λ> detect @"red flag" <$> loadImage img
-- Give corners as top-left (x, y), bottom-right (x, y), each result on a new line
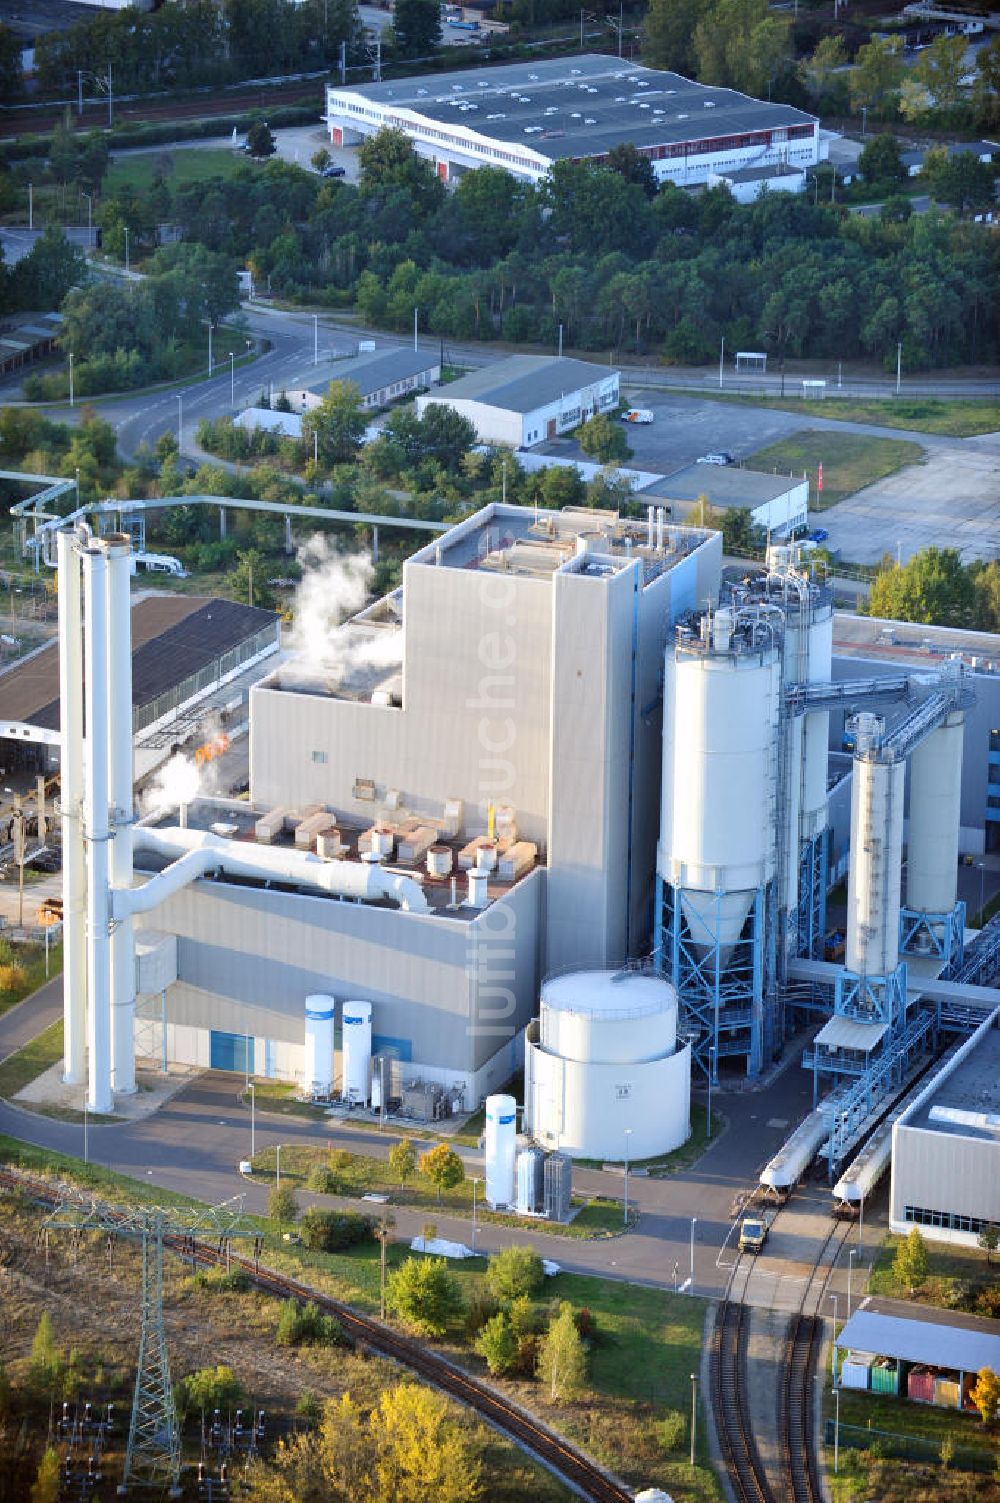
top-left (817, 462), bottom-right (824, 494)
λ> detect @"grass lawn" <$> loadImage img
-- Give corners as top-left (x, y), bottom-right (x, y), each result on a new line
top-left (704, 393), bottom-right (1000, 439)
top-left (747, 429), bottom-right (925, 510)
top-left (251, 1142), bottom-right (634, 1240)
top-left (0, 1018), bottom-right (65, 1099)
top-left (0, 941), bottom-right (61, 1020)
top-left (104, 147), bottom-right (262, 196)
top-left (868, 1232), bottom-right (1000, 1314)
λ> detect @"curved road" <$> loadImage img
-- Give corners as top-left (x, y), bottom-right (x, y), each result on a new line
top-left (0, 974), bottom-right (822, 1297)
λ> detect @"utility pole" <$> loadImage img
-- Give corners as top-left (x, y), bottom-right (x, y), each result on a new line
top-left (78, 69), bottom-right (84, 117)
top-left (314, 313), bottom-right (319, 365)
top-left (413, 306), bottom-right (418, 353)
top-left (895, 341), bottom-right (902, 396)
top-left (69, 352), bottom-right (74, 408)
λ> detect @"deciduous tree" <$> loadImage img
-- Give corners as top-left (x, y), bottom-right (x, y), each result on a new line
top-left (971, 1367), bottom-right (1000, 1425)
top-left (578, 412), bottom-right (630, 465)
top-left (419, 1143), bottom-right (465, 1202)
top-left (537, 1302), bottom-right (587, 1401)
top-left (485, 1245), bottom-right (545, 1303)
top-left (389, 1138), bottom-right (417, 1189)
top-left (892, 1227), bottom-right (929, 1293)
top-left (386, 1256), bottom-right (464, 1337)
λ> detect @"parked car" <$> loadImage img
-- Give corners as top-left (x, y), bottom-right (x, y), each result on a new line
top-left (697, 451), bottom-right (734, 465)
top-left (322, 164), bottom-right (346, 178)
top-left (808, 528), bottom-right (829, 543)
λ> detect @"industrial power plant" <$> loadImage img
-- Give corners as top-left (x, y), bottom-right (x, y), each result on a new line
top-left (53, 502), bottom-right (1000, 1228)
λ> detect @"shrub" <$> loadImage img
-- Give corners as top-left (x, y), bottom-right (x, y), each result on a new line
top-left (275, 1299), bottom-right (345, 1348)
top-left (295, 1389), bottom-right (321, 1425)
top-left (485, 1245), bottom-right (545, 1304)
top-left (386, 1257), bottom-right (464, 1338)
top-left (191, 1268), bottom-right (250, 1294)
top-left (658, 1409), bottom-right (687, 1452)
top-left (299, 1208), bottom-right (375, 1252)
top-left (509, 1295), bottom-right (543, 1338)
top-left (0, 963), bottom-right (28, 991)
top-left (574, 1307), bottom-right (595, 1341)
top-left (175, 1365), bottom-right (244, 1422)
top-left (268, 1183), bottom-right (299, 1225)
top-left (464, 1289), bottom-right (501, 1337)
top-left (474, 1313), bottom-right (519, 1376)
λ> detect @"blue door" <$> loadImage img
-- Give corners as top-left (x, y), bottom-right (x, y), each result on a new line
top-left (210, 1030), bottom-right (254, 1075)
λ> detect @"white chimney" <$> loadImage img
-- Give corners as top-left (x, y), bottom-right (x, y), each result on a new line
top-left (56, 527), bottom-right (87, 1086)
top-left (105, 536), bottom-right (136, 1096)
top-left (82, 544), bottom-right (113, 1114)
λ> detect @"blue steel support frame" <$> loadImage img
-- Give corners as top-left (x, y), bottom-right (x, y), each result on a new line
top-left (898, 901), bottom-right (966, 977)
top-left (797, 828), bottom-right (828, 960)
top-left (658, 878), bottom-right (774, 1081)
top-left (833, 961), bottom-right (908, 1031)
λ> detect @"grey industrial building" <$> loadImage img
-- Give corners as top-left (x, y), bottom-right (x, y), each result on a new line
top-left (890, 1009), bottom-right (1000, 1247)
top-left (414, 355), bottom-right (620, 448)
top-left (644, 462), bottom-right (809, 538)
top-left (137, 503), bottom-right (720, 1099)
top-left (325, 53), bottom-right (822, 187)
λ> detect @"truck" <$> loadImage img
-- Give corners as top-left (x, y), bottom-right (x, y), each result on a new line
top-left (738, 1215), bottom-right (767, 1253)
top-left (621, 408), bottom-right (654, 424)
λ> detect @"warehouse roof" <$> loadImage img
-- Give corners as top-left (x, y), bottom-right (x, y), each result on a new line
top-left (904, 1015), bottom-right (1000, 1140)
top-left (306, 348), bottom-right (439, 402)
top-left (0, 595), bottom-right (277, 734)
top-left (645, 463), bottom-right (804, 508)
top-left (831, 614), bottom-right (1000, 674)
top-left (329, 54), bottom-right (817, 167)
top-left (424, 355), bottom-right (617, 415)
top-left (835, 1300), bottom-right (1000, 1376)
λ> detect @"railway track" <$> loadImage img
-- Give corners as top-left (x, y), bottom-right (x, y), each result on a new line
top-left (780, 1215), bottom-right (853, 1503)
top-left (0, 1168), bottom-right (632, 1503)
top-left (711, 1242), bottom-right (774, 1503)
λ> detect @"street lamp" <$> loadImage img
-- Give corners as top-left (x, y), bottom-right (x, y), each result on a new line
top-left (229, 351), bottom-right (235, 412)
top-left (275, 1143), bottom-right (283, 1188)
top-left (175, 393), bottom-right (183, 451)
top-left (895, 340), bottom-right (902, 397)
top-left (707, 1045), bottom-right (716, 1138)
top-left (829, 1293), bottom-right (839, 1382)
top-left (689, 1372), bottom-right (698, 1466)
top-left (313, 313), bottom-right (319, 366)
top-left (690, 1216), bottom-right (697, 1289)
top-left (623, 1128), bottom-right (632, 1226)
top-left (977, 861), bottom-right (986, 923)
top-left (82, 192), bottom-right (92, 234)
top-left (206, 320), bottom-right (213, 376)
top-left (834, 1382), bottom-right (841, 1473)
top-left (124, 224), bottom-right (129, 275)
top-left (848, 1246), bottom-right (857, 1318)
top-left (472, 1175), bottom-right (481, 1251)
top-left (248, 1081), bottom-right (256, 1161)
top-left (68, 352), bottom-right (74, 408)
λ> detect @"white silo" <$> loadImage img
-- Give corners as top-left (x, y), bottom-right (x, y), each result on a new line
top-left (484, 1093), bottom-right (517, 1207)
top-left (846, 716), bottom-right (905, 979)
top-left (525, 971), bottom-right (690, 1160)
top-left (304, 994), bottom-right (335, 1096)
top-left (661, 611), bottom-right (780, 966)
top-left (906, 711), bottom-right (964, 919)
top-left (341, 1000), bottom-right (372, 1104)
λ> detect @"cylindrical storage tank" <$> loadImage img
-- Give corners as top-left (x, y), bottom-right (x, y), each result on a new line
top-left (484, 1094), bottom-right (517, 1207)
top-left (341, 1000), bottom-right (372, 1104)
top-left (466, 870), bottom-right (488, 907)
top-left (906, 711), bottom-right (964, 916)
top-left (525, 972), bottom-right (690, 1161)
top-left (304, 994), bottom-right (335, 1096)
top-left (663, 633), bottom-right (780, 962)
top-left (515, 1147), bottom-right (545, 1214)
top-left (846, 747), bottom-right (905, 978)
top-left (475, 841), bottom-right (498, 873)
top-left (427, 845), bottom-right (453, 878)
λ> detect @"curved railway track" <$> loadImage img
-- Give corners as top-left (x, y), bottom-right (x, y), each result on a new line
top-left (711, 1283), bottom-right (772, 1503)
top-left (0, 1168), bottom-right (632, 1503)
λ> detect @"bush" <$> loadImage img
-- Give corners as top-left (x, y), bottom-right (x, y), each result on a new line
top-left (275, 1299), bottom-right (345, 1348)
top-left (268, 1183), bottom-right (299, 1225)
top-left (574, 1307), bottom-right (595, 1341)
top-left (509, 1295), bottom-right (544, 1338)
top-left (386, 1257), bottom-right (464, 1338)
top-left (190, 1268), bottom-right (251, 1294)
top-left (175, 1365), bottom-right (244, 1422)
top-left (0, 963), bottom-right (28, 991)
top-left (658, 1409), bottom-right (687, 1452)
top-left (485, 1245), bottom-right (545, 1304)
top-left (295, 1389), bottom-right (321, 1425)
top-left (299, 1208), bottom-right (375, 1252)
top-left (464, 1289), bottom-right (501, 1337)
top-left (474, 1312), bottom-right (519, 1376)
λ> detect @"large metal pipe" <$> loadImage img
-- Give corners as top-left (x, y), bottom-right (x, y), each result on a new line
top-left (114, 824), bottom-right (432, 921)
top-left (83, 546), bottom-right (113, 1114)
top-left (57, 527), bottom-right (87, 1084)
top-left (906, 710), bottom-right (964, 917)
top-left (105, 536), bottom-right (136, 1095)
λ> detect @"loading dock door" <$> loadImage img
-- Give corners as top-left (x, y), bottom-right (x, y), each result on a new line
top-left (210, 1030), bottom-right (254, 1075)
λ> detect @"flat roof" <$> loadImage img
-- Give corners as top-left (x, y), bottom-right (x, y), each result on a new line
top-left (832, 614), bottom-right (1000, 674)
top-left (644, 463), bottom-right (804, 508)
top-left (426, 355), bottom-right (617, 415)
top-left (0, 595), bottom-right (277, 734)
top-left (306, 347), bottom-right (439, 400)
top-left (836, 1300), bottom-right (1000, 1376)
top-left (720, 163), bottom-right (805, 183)
top-left (329, 53), bottom-right (817, 166)
top-left (904, 1014), bottom-right (1000, 1140)
top-left (815, 1017), bottom-right (887, 1052)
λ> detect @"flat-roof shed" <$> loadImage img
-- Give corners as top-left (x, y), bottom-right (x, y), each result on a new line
top-left (643, 463), bottom-right (808, 538)
top-left (285, 348), bottom-right (441, 414)
top-left (835, 1300), bottom-right (1000, 1390)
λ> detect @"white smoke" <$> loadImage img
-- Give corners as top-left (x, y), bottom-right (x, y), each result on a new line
top-left (142, 752), bottom-right (201, 816)
top-left (283, 535), bottom-right (403, 688)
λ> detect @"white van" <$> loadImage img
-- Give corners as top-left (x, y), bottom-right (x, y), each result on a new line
top-left (621, 409), bottom-right (654, 424)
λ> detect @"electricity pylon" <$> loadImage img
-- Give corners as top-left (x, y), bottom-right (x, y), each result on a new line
top-left (42, 1191), bottom-right (257, 1495)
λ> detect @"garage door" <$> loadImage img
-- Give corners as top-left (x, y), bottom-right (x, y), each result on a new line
top-left (210, 1030), bottom-right (254, 1074)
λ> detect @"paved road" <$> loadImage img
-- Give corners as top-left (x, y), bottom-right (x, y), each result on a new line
top-left (0, 985), bottom-right (833, 1301)
top-left (0, 976), bottom-right (62, 1064)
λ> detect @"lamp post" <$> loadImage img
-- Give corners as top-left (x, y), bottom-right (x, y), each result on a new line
top-left (124, 225), bottom-right (129, 276)
top-left (895, 340), bottom-right (902, 396)
top-left (68, 352), bottom-right (74, 408)
top-left (313, 313), bottom-right (319, 366)
top-left (859, 1192), bottom-right (864, 1255)
top-left (834, 1383), bottom-right (841, 1473)
top-left (83, 1097), bottom-right (89, 1164)
top-left (472, 1175), bottom-right (481, 1251)
top-left (707, 1045), bottom-right (716, 1138)
top-left (689, 1372), bottom-right (699, 1466)
top-left (206, 320), bottom-right (213, 376)
top-left (623, 1128), bottom-right (632, 1226)
top-left (229, 351), bottom-right (235, 412)
top-left (248, 1081), bottom-right (256, 1161)
top-left (82, 192), bottom-right (92, 234)
top-left (848, 1246), bottom-right (857, 1318)
top-left (690, 1216), bottom-right (697, 1289)
top-left (176, 393), bottom-right (183, 452)
top-left (829, 1293), bottom-right (839, 1382)
top-left (718, 335), bottom-right (724, 391)
top-left (275, 1143), bottom-right (283, 1188)
top-left (28, 182), bottom-right (33, 231)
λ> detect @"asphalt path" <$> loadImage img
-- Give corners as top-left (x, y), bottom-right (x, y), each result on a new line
top-left (0, 974), bottom-right (822, 1299)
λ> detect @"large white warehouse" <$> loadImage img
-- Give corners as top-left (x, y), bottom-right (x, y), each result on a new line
top-left (326, 53), bottom-right (822, 187)
top-left (415, 355), bottom-right (620, 449)
top-left (525, 970), bottom-right (691, 1160)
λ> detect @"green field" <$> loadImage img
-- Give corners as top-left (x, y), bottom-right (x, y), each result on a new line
top-left (104, 146), bottom-right (263, 195)
top-left (747, 430), bottom-right (925, 510)
top-left (0, 940), bottom-right (61, 1020)
top-left (689, 392), bottom-right (1000, 438)
top-left (868, 1232), bottom-right (999, 1312)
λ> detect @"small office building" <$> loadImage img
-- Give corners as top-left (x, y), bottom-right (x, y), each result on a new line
top-left (285, 348), bottom-right (441, 414)
top-left (415, 355), bottom-right (620, 449)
